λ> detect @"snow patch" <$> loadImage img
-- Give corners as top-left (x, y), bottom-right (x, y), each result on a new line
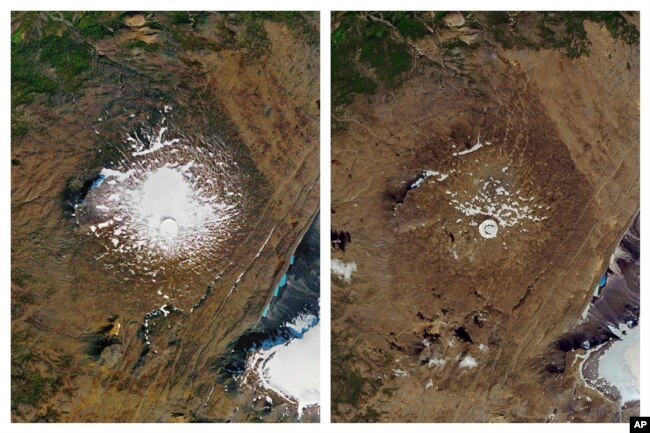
top-left (248, 324), bottom-right (320, 415)
top-left (452, 177), bottom-right (548, 230)
top-left (427, 358), bottom-right (447, 368)
top-left (410, 170), bottom-right (448, 189)
top-left (459, 356), bottom-right (478, 369)
top-left (130, 126), bottom-right (181, 157)
top-left (453, 136), bottom-right (491, 157)
top-left (286, 313), bottom-right (319, 336)
top-left (331, 259), bottom-right (357, 282)
top-left (597, 326), bottom-right (639, 403)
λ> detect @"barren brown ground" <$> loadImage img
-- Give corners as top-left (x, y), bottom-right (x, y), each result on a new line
top-left (332, 17), bottom-right (639, 422)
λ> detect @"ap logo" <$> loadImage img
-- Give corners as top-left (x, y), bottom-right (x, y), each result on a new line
top-left (631, 417), bottom-right (650, 432)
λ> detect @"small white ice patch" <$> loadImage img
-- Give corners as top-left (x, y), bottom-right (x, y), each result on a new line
top-left (427, 358), bottom-right (447, 368)
top-left (97, 220), bottom-right (113, 229)
top-left (130, 126), bottom-right (180, 157)
top-left (331, 259), bottom-right (357, 282)
top-left (459, 356), bottom-right (478, 369)
top-left (453, 136), bottom-right (490, 157)
top-left (410, 170), bottom-right (448, 189)
top-left (286, 313), bottom-right (318, 335)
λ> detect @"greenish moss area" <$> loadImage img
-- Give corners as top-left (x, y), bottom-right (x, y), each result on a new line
top-left (331, 337), bottom-right (383, 420)
top-left (540, 12), bottom-right (638, 58)
top-left (332, 11), bottom-right (638, 110)
top-left (11, 43), bottom-right (57, 108)
top-left (383, 12), bottom-right (428, 40)
top-left (11, 332), bottom-right (63, 420)
top-left (75, 12), bottom-right (123, 40)
top-left (12, 13), bottom-right (94, 109)
top-left (168, 11), bottom-right (195, 25)
top-left (333, 13), bottom-right (424, 107)
top-left (11, 268), bottom-right (32, 288)
top-left (237, 13), bottom-right (270, 55)
top-left (12, 118), bottom-right (30, 138)
top-left (40, 33), bottom-right (93, 89)
top-left (359, 25), bottom-right (412, 88)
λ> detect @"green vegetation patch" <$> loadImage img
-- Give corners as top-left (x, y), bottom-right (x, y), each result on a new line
top-left (359, 22), bottom-right (412, 88)
top-left (589, 12), bottom-right (639, 44)
top-left (11, 41), bottom-right (57, 107)
top-left (384, 12), bottom-right (428, 40)
top-left (39, 32), bottom-right (93, 90)
top-left (332, 13), bottom-right (416, 107)
top-left (11, 332), bottom-right (63, 417)
top-left (12, 14), bottom-right (94, 108)
top-left (12, 119), bottom-right (29, 137)
top-left (166, 12), bottom-right (315, 54)
top-left (11, 268), bottom-right (32, 288)
top-left (331, 337), bottom-right (383, 419)
top-left (168, 11), bottom-right (194, 25)
top-left (164, 11), bottom-right (211, 51)
top-left (75, 12), bottom-right (123, 40)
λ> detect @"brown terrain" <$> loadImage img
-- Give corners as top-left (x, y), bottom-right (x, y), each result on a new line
top-left (11, 12), bottom-right (319, 422)
top-left (331, 13), bottom-right (639, 422)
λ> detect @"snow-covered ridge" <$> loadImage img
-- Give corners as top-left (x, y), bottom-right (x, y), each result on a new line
top-left (130, 125), bottom-right (181, 157)
top-left (452, 136), bottom-right (491, 157)
top-left (410, 170), bottom-right (448, 189)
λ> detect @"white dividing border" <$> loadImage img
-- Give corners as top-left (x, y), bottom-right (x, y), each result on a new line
top-left (320, 9), bottom-right (332, 426)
